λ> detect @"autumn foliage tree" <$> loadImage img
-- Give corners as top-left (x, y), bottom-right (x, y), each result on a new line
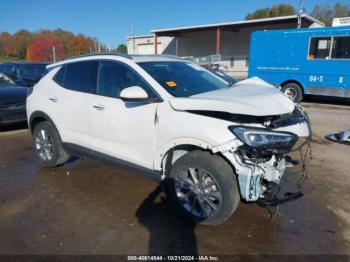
top-left (0, 29), bottom-right (102, 61)
top-left (26, 38), bottom-right (65, 62)
top-left (68, 34), bottom-right (95, 56)
top-left (11, 30), bottom-right (33, 59)
top-left (0, 32), bottom-right (14, 56)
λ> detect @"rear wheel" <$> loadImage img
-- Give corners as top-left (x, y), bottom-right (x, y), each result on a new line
top-left (281, 83), bottom-right (303, 102)
top-left (167, 150), bottom-right (240, 225)
top-left (32, 121), bottom-right (69, 167)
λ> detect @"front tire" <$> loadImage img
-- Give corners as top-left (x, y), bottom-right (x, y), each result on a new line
top-left (281, 83), bottom-right (303, 102)
top-left (32, 121), bottom-right (69, 167)
top-left (167, 150), bottom-right (240, 225)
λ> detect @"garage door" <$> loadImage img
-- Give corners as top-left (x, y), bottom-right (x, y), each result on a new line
top-left (138, 44), bottom-right (154, 55)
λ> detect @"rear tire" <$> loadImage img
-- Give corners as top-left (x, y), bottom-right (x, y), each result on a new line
top-left (281, 83), bottom-right (303, 102)
top-left (32, 121), bottom-right (69, 167)
top-left (167, 150), bottom-right (240, 225)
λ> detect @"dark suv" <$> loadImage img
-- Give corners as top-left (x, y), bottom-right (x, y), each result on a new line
top-left (0, 62), bottom-right (48, 87)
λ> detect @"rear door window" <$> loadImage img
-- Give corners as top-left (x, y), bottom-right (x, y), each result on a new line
top-left (308, 37), bottom-right (332, 59)
top-left (64, 61), bottom-right (98, 93)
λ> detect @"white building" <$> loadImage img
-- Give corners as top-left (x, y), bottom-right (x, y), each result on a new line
top-left (126, 35), bottom-right (173, 55)
top-left (127, 14), bottom-right (324, 79)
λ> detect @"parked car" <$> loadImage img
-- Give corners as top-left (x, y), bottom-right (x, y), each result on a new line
top-left (0, 62), bottom-right (48, 87)
top-left (0, 73), bottom-right (27, 126)
top-left (27, 54), bottom-right (311, 225)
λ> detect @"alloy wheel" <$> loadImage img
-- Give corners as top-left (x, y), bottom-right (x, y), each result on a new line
top-left (34, 129), bottom-right (54, 161)
top-left (175, 166), bottom-right (222, 219)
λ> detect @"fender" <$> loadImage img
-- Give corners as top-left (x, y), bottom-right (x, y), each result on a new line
top-left (28, 111), bottom-right (59, 133)
top-left (153, 137), bottom-right (214, 171)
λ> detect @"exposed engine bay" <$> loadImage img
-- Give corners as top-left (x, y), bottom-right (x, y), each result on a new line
top-left (210, 105), bottom-right (312, 205)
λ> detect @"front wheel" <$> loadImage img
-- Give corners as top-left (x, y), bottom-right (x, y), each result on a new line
top-left (281, 83), bottom-right (303, 102)
top-left (167, 150), bottom-right (240, 225)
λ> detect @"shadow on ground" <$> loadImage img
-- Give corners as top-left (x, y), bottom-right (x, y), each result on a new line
top-left (0, 122), bottom-right (28, 132)
top-left (303, 95), bottom-right (350, 106)
top-left (136, 183), bottom-right (198, 256)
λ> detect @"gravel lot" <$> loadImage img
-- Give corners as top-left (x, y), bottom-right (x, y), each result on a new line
top-left (0, 97), bottom-right (349, 256)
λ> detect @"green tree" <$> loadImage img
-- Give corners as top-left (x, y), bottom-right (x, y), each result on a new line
top-left (311, 2), bottom-right (350, 26)
top-left (335, 2), bottom-right (350, 17)
top-left (245, 4), bottom-right (295, 20)
top-left (271, 4), bottom-right (295, 17)
top-left (116, 44), bottom-right (127, 53)
top-left (11, 30), bottom-right (33, 59)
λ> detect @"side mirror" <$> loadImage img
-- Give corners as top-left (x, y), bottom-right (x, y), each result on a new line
top-left (119, 86), bottom-right (149, 102)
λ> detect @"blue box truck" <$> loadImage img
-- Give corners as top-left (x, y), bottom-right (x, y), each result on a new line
top-left (248, 26), bottom-right (350, 102)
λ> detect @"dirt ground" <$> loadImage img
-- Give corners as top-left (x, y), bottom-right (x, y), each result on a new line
top-left (0, 97), bottom-right (349, 256)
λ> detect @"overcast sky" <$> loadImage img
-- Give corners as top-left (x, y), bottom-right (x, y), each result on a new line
top-left (0, 0), bottom-right (342, 47)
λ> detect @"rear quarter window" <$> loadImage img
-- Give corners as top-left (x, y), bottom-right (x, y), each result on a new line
top-left (53, 66), bottom-right (65, 86)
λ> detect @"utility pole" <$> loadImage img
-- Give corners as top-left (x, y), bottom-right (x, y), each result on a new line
top-left (52, 45), bottom-right (56, 63)
top-left (297, 0), bottom-right (304, 28)
top-left (175, 38), bottom-right (178, 56)
top-left (131, 24), bottom-right (135, 54)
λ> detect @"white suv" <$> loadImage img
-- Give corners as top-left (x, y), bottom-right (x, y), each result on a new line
top-left (27, 54), bottom-right (311, 225)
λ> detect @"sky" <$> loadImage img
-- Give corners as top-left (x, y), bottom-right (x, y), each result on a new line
top-left (0, 0), bottom-right (344, 47)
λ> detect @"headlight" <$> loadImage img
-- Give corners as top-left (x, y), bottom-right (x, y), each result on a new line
top-left (229, 126), bottom-right (298, 153)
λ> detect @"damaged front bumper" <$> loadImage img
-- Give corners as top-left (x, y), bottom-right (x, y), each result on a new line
top-left (213, 115), bottom-right (311, 203)
top-left (223, 151), bottom-right (288, 201)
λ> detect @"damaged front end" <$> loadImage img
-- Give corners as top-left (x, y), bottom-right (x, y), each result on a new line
top-left (212, 106), bottom-right (311, 205)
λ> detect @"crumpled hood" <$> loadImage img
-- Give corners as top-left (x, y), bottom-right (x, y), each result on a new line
top-left (169, 78), bottom-right (295, 116)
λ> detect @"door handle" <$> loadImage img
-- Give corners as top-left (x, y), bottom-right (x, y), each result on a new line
top-left (93, 105), bottom-right (105, 111)
top-left (49, 97), bottom-right (58, 102)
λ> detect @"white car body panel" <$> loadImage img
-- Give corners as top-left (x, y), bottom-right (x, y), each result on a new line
top-left (27, 68), bottom-right (63, 131)
top-left (170, 83), bottom-right (295, 116)
top-left (89, 94), bottom-right (158, 169)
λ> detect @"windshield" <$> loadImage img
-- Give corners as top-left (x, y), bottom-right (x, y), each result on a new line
top-left (138, 61), bottom-right (230, 97)
top-left (211, 70), bottom-right (237, 86)
top-left (19, 64), bottom-right (46, 79)
top-left (0, 73), bottom-right (16, 87)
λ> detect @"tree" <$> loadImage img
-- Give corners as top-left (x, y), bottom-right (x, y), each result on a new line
top-left (0, 32), bottom-right (13, 57)
top-left (35, 29), bottom-right (74, 54)
top-left (26, 38), bottom-right (65, 62)
top-left (311, 2), bottom-right (350, 26)
top-left (11, 30), bottom-right (33, 59)
top-left (68, 34), bottom-right (95, 56)
top-left (335, 2), bottom-right (350, 17)
top-left (116, 44), bottom-right (127, 53)
top-left (245, 4), bottom-right (295, 20)
top-left (0, 29), bottom-right (102, 60)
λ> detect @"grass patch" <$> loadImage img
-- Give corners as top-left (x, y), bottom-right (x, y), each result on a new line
top-left (0, 56), bottom-right (23, 62)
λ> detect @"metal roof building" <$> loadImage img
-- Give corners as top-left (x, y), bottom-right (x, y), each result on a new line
top-left (127, 14), bottom-right (324, 79)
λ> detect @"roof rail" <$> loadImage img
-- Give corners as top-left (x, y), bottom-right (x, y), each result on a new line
top-left (65, 52), bottom-right (132, 60)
